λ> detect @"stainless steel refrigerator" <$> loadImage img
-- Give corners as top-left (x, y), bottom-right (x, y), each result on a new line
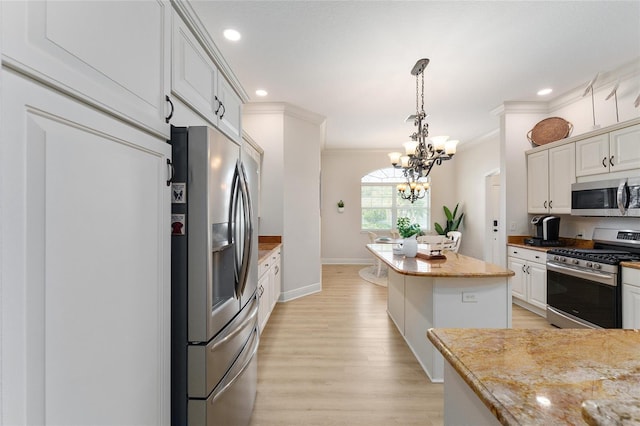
top-left (170, 126), bottom-right (259, 426)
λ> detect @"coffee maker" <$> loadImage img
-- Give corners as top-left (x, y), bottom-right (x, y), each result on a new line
top-left (524, 216), bottom-right (561, 246)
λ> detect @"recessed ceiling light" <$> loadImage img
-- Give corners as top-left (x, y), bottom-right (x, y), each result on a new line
top-left (255, 89), bottom-right (268, 97)
top-left (223, 29), bottom-right (241, 41)
top-left (537, 88), bottom-right (553, 96)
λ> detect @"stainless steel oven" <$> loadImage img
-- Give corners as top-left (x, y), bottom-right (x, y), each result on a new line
top-left (546, 228), bottom-right (640, 329)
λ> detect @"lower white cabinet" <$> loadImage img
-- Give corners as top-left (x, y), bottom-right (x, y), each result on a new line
top-left (1, 70), bottom-right (171, 425)
top-left (258, 246), bottom-right (282, 333)
top-left (623, 267), bottom-right (640, 329)
top-left (508, 246), bottom-right (547, 315)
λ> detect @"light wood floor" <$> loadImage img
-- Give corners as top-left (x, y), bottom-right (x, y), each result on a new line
top-left (249, 264), bottom-right (553, 426)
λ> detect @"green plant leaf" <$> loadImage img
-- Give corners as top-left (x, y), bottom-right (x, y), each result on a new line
top-left (434, 222), bottom-right (445, 235)
top-left (444, 206), bottom-right (453, 221)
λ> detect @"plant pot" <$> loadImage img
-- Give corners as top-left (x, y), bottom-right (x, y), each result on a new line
top-left (402, 235), bottom-right (418, 257)
top-left (337, 207), bottom-right (344, 213)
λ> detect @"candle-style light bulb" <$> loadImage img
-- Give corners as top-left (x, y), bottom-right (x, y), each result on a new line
top-left (388, 152), bottom-right (402, 166)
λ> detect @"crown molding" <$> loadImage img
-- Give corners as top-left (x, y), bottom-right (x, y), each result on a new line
top-left (243, 102), bottom-right (326, 126)
top-left (171, 0), bottom-right (250, 102)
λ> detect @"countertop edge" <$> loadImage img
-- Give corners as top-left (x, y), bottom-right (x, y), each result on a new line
top-left (427, 329), bottom-right (520, 426)
top-left (367, 245), bottom-right (515, 278)
top-left (622, 261), bottom-right (640, 270)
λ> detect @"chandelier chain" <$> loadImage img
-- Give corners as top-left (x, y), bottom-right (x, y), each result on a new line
top-left (387, 58), bottom-right (457, 203)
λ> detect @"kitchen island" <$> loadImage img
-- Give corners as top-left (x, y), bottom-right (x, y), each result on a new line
top-left (367, 244), bottom-right (514, 382)
top-left (427, 328), bottom-right (640, 425)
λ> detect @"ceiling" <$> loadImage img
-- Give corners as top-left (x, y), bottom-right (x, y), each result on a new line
top-left (191, 1), bottom-right (640, 151)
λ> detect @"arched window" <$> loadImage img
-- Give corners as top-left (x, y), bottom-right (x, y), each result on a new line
top-left (361, 167), bottom-right (430, 232)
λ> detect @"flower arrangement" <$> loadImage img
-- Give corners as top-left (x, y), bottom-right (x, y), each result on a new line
top-left (397, 217), bottom-right (421, 238)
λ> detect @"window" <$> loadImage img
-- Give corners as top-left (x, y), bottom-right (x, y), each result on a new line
top-left (361, 168), bottom-right (430, 231)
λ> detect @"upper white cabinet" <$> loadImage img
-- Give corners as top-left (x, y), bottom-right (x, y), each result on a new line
top-left (576, 124), bottom-right (640, 177)
top-left (527, 143), bottom-right (575, 214)
top-left (1, 69), bottom-right (171, 425)
top-left (171, 10), bottom-right (242, 143)
top-left (2, 0), bottom-right (172, 138)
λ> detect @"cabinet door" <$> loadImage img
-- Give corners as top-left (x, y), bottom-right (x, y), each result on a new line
top-left (171, 10), bottom-right (219, 124)
top-left (548, 144), bottom-right (575, 214)
top-left (271, 252), bottom-right (282, 308)
top-left (527, 150), bottom-right (549, 213)
top-left (527, 263), bottom-right (547, 310)
top-left (508, 257), bottom-right (527, 300)
top-left (575, 134), bottom-right (610, 176)
top-left (2, 0), bottom-right (171, 138)
top-left (217, 76), bottom-right (243, 143)
top-left (258, 273), bottom-right (270, 333)
top-left (1, 70), bottom-right (171, 425)
top-left (609, 124), bottom-right (640, 172)
top-left (623, 284), bottom-right (640, 329)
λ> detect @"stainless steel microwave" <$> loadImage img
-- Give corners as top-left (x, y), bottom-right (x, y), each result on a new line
top-left (571, 177), bottom-right (640, 217)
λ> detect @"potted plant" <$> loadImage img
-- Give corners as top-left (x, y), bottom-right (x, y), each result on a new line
top-left (396, 217), bottom-right (421, 257)
top-left (434, 203), bottom-right (464, 235)
top-left (397, 217), bottom-right (421, 238)
top-left (337, 200), bottom-right (345, 213)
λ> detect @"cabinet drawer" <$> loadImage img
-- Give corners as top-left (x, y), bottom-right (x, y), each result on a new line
top-left (258, 257), bottom-right (271, 278)
top-left (507, 246), bottom-right (546, 264)
top-left (623, 266), bottom-right (640, 287)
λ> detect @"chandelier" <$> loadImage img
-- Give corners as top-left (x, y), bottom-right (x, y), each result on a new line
top-left (388, 58), bottom-right (458, 203)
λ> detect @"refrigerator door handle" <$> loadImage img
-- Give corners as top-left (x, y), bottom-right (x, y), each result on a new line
top-left (230, 161), bottom-right (253, 298)
top-left (236, 162), bottom-right (253, 297)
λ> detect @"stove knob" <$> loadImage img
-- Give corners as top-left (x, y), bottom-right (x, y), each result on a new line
top-left (586, 262), bottom-right (593, 268)
top-left (593, 264), bottom-right (601, 270)
top-left (561, 257), bottom-right (567, 263)
top-left (572, 259), bottom-right (580, 265)
top-left (553, 256), bottom-right (559, 261)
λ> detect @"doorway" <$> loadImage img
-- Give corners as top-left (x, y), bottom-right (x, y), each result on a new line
top-left (485, 172), bottom-right (502, 265)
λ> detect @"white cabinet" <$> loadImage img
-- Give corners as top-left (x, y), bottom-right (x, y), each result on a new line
top-left (2, 0), bottom-right (172, 138)
top-left (270, 248), bottom-right (282, 308)
top-left (527, 143), bottom-right (575, 214)
top-left (623, 267), bottom-right (640, 329)
top-left (508, 246), bottom-right (547, 315)
top-left (171, 10), bottom-right (242, 143)
top-left (1, 70), bottom-right (171, 425)
top-left (257, 246), bottom-right (282, 333)
top-left (576, 124), bottom-right (640, 177)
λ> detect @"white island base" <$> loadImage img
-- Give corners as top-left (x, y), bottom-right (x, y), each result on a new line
top-left (387, 269), bottom-right (511, 382)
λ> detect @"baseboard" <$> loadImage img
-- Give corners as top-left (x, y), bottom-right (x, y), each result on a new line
top-left (280, 281), bottom-right (322, 302)
top-left (322, 258), bottom-right (372, 265)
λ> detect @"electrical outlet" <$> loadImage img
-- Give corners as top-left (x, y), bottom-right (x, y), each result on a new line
top-left (510, 222), bottom-right (517, 231)
top-left (462, 292), bottom-right (478, 303)
top-left (578, 229), bottom-right (586, 239)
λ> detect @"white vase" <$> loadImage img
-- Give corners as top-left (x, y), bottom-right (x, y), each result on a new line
top-left (402, 235), bottom-right (418, 257)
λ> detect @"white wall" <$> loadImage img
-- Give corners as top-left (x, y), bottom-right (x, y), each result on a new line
top-left (243, 103), bottom-right (324, 301)
top-left (453, 132), bottom-right (501, 260)
top-left (320, 149), bottom-right (456, 263)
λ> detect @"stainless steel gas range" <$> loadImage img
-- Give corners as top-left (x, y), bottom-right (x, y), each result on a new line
top-left (546, 228), bottom-right (640, 329)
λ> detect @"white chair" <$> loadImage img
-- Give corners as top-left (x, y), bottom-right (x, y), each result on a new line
top-left (417, 235), bottom-right (446, 245)
top-left (368, 232), bottom-right (384, 277)
top-left (446, 231), bottom-right (462, 253)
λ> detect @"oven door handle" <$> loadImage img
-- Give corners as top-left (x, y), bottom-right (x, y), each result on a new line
top-left (617, 180), bottom-right (629, 215)
top-left (547, 261), bottom-right (617, 286)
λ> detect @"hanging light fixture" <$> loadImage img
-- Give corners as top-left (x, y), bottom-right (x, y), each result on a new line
top-left (388, 58), bottom-right (458, 203)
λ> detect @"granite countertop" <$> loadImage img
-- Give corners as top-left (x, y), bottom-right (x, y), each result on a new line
top-left (507, 235), bottom-right (595, 252)
top-left (622, 261), bottom-right (640, 270)
top-left (367, 244), bottom-right (514, 278)
top-left (258, 242), bottom-right (281, 264)
top-left (427, 328), bottom-right (640, 426)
